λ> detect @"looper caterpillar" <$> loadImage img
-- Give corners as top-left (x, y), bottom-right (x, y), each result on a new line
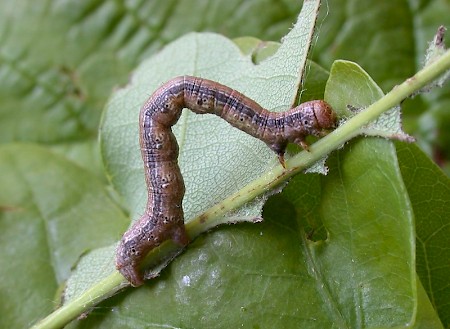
top-left (116, 76), bottom-right (336, 286)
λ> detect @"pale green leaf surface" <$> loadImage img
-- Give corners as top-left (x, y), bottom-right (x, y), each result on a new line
top-left (49, 140), bottom-right (107, 183)
top-left (64, 245), bottom-right (118, 303)
top-left (0, 144), bottom-right (128, 329)
top-left (101, 1), bottom-right (321, 222)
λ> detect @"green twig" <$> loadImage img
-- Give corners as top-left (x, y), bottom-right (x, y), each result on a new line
top-left (30, 49), bottom-right (450, 329)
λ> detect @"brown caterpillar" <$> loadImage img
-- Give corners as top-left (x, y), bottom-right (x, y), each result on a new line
top-left (116, 76), bottom-right (336, 286)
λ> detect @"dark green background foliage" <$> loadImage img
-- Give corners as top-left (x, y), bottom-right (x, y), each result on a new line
top-left (0, 1), bottom-right (449, 328)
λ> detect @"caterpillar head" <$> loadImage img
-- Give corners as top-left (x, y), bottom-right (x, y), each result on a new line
top-left (285, 100), bottom-right (336, 140)
top-left (313, 100), bottom-right (337, 132)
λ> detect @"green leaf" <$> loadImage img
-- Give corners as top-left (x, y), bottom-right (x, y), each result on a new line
top-left (49, 140), bottom-right (108, 182)
top-left (2, 1), bottom-right (449, 328)
top-left (325, 60), bottom-right (413, 143)
top-left (415, 278), bottom-right (445, 329)
top-left (0, 0), bottom-right (300, 145)
top-left (0, 144), bottom-right (129, 329)
top-left (281, 61), bottom-right (418, 327)
top-left (396, 141), bottom-right (450, 327)
top-left (312, 0), bottom-right (450, 169)
top-left (0, 0), bottom-right (301, 177)
top-left (282, 139), bottom-right (417, 327)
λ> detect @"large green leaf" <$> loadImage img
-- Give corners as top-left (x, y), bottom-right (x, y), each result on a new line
top-left (283, 138), bottom-right (416, 327)
top-left (1, 1), bottom-right (449, 328)
top-left (0, 0), bottom-right (301, 180)
top-left (312, 0), bottom-right (450, 167)
top-left (0, 144), bottom-right (129, 329)
top-left (0, 0), bottom-right (300, 145)
top-left (396, 142), bottom-right (450, 326)
top-left (284, 61), bottom-right (418, 327)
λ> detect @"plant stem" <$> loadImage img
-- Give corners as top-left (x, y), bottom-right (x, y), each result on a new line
top-left (30, 272), bottom-right (124, 329)
top-left (30, 49), bottom-right (450, 329)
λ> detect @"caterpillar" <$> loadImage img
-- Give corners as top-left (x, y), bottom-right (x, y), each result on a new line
top-left (116, 76), bottom-right (336, 286)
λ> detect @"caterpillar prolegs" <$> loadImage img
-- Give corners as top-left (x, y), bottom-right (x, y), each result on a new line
top-left (116, 76), bottom-right (336, 286)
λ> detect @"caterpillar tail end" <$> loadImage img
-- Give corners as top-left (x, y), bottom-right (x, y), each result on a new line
top-left (116, 223), bottom-right (190, 287)
top-left (117, 263), bottom-right (145, 287)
